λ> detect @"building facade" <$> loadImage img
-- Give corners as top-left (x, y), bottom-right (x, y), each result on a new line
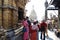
top-left (0, 0), bottom-right (28, 29)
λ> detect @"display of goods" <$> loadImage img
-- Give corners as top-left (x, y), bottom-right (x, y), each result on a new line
top-left (0, 8), bottom-right (2, 26)
top-left (3, 9), bottom-right (12, 29)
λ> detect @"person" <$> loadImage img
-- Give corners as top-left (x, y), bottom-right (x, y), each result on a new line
top-left (40, 20), bottom-right (48, 40)
top-left (22, 18), bottom-right (29, 40)
top-left (36, 21), bottom-right (41, 32)
top-left (26, 17), bottom-right (31, 27)
top-left (30, 21), bottom-right (39, 40)
top-left (26, 17), bottom-right (31, 39)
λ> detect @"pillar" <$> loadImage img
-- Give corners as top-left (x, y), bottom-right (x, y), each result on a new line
top-left (58, 9), bottom-right (60, 28)
top-left (2, 0), bottom-right (18, 29)
top-left (45, 0), bottom-right (48, 20)
top-left (0, 0), bottom-right (2, 27)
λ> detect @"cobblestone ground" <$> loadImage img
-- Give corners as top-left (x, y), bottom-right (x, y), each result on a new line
top-left (38, 30), bottom-right (60, 40)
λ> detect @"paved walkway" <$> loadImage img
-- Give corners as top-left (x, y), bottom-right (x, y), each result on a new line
top-left (38, 30), bottom-right (60, 40)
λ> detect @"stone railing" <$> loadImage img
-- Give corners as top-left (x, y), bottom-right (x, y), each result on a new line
top-left (0, 26), bottom-right (24, 40)
top-left (14, 26), bottom-right (23, 35)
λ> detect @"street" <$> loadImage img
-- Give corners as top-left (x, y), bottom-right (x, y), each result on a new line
top-left (38, 30), bottom-right (60, 40)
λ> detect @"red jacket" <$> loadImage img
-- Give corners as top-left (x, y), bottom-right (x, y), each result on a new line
top-left (40, 22), bottom-right (47, 28)
top-left (29, 25), bottom-right (37, 33)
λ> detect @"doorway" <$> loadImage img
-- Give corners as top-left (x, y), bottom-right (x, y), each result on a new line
top-left (18, 7), bottom-right (24, 20)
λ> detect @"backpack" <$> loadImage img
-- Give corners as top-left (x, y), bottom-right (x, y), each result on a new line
top-left (32, 25), bottom-right (38, 30)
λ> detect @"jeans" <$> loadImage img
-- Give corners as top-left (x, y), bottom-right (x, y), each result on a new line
top-left (40, 32), bottom-right (45, 40)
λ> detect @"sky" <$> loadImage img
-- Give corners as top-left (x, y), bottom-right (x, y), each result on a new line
top-left (25, 0), bottom-right (58, 22)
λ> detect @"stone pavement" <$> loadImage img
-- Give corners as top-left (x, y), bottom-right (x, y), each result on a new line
top-left (38, 30), bottom-right (60, 40)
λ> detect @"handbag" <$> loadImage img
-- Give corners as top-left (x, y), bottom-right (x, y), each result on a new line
top-left (22, 27), bottom-right (27, 32)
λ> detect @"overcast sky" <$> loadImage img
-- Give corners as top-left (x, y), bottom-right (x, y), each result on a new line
top-left (25, 0), bottom-right (58, 22)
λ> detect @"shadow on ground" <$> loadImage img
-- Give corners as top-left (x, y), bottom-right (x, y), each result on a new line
top-left (46, 37), bottom-right (53, 40)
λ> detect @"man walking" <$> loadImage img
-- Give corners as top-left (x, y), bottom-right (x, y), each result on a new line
top-left (40, 20), bottom-right (47, 40)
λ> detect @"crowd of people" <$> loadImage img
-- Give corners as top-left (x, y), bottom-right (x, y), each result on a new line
top-left (20, 16), bottom-right (48, 40)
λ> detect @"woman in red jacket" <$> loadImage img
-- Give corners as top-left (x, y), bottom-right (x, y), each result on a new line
top-left (30, 22), bottom-right (39, 40)
top-left (40, 20), bottom-right (48, 40)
